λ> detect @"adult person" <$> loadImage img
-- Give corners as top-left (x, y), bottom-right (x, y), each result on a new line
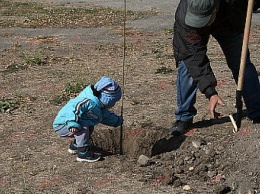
top-left (170, 0), bottom-right (260, 136)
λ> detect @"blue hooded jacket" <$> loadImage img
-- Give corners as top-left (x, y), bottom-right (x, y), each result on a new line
top-left (53, 85), bottom-right (122, 131)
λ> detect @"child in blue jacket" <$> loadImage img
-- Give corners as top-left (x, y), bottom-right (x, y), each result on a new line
top-left (53, 76), bottom-right (123, 162)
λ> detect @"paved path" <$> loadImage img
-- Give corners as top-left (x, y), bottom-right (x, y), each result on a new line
top-left (28, 0), bottom-right (178, 13)
top-left (0, 0), bottom-right (259, 50)
top-left (28, 0), bottom-right (179, 32)
top-left (28, 0), bottom-right (259, 24)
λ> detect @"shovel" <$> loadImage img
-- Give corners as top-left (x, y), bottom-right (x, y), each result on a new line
top-left (236, 0), bottom-right (255, 129)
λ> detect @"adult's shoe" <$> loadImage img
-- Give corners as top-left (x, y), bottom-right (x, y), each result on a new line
top-left (169, 120), bottom-right (192, 136)
top-left (253, 116), bottom-right (260, 124)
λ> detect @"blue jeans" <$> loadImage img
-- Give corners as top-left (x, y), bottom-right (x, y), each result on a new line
top-left (175, 32), bottom-right (260, 121)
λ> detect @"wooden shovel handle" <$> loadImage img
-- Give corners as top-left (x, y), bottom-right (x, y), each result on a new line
top-left (237, 0), bottom-right (255, 91)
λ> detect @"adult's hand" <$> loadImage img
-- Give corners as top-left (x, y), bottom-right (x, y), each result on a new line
top-left (209, 94), bottom-right (225, 119)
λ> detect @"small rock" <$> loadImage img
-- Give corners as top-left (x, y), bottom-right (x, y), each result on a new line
top-left (161, 172), bottom-right (174, 185)
top-left (207, 171), bottom-right (216, 178)
top-left (189, 166), bottom-right (194, 171)
top-left (175, 159), bottom-right (184, 166)
top-left (192, 138), bottom-right (206, 148)
top-left (192, 140), bottom-right (202, 148)
top-left (184, 156), bottom-right (191, 161)
top-left (217, 145), bottom-right (225, 151)
top-left (152, 171), bottom-right (175, 186)
top-left (137, 155), bottom-right (151, 167)
top-left (175, 167), bottom-right (184, 174)
top-left (194, 152), bottom-right (201, 158)
top-left (183, 185), bottom-right (191, 191)
top-left (205, 148), bottom-right (211, 155)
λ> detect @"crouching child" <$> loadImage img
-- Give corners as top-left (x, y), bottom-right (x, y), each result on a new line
top-left (53, 76), bottom-right (123, 162)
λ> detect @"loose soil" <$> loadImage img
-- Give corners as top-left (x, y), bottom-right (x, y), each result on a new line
top-left (0, 1), bottom-right (260, 194)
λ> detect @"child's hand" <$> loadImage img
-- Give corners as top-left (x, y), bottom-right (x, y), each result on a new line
top-left (69, 127), bottom-right (79, 133)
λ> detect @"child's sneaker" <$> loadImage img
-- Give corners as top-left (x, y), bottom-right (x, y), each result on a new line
top-left (68, 141), bottom-right (78, 154)
top-left (77, 148), bottom-right (101, 162)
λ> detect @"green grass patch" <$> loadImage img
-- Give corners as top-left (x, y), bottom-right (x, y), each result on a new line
top-left (20, 52), bottom-right (47, 66)
top-left (21, 188), bottom-right (34, 194)
top-left (0, 98), bottom-right (20, 113)
top-left (64, 82), bottom-right (87, 95)
top-left (155, 66), bottom-right (174, 74)
top-left (0, 94), bottom-right (37, 114)
top-left (2, 53), bottom-right (46, 74)
top-left (132, 99), bottom-right (140, 105)
top-left (50, 81), bottom-right (88, 105)
top-left (3, 63), bottom-right (28, 73)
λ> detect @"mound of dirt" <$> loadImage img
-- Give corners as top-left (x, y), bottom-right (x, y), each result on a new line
top-left (92, 122), bottom-right (259, 193)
